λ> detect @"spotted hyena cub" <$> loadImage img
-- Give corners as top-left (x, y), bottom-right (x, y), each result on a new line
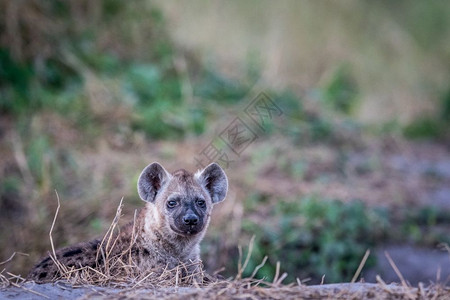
top-left (27, 162), bottom-right (228, 282)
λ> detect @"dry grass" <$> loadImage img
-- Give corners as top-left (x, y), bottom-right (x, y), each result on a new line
top-left (0, 253), bottom-right (28, 288)
top-left (39, 194), bottom-right (207, 288)
top-left (1, 195), bottom-right (449, 299)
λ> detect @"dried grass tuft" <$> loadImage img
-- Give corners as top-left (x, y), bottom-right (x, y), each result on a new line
top-left (0, 252), bottom-right (27, 288)
top-left (41, 196), bottom-right (209, 288)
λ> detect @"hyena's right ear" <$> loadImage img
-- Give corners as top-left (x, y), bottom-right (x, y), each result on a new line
top-left (137, 162), bottom-right (172, 203)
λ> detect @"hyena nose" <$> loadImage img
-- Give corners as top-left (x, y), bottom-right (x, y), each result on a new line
top-left (183, 214), bottom-right (198, 225)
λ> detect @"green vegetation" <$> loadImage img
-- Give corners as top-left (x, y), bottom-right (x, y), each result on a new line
top-left (403, 118), bottom-right (444, 140)
top-left (398, 207), bottom-right (450, 246)
top-left (215, 196), bottom-right (450, 284)
top-left (320, 64), bottom-right (359, 115)
top-left (402, 89), bottom-right (450, 140)
top-left (240, 197), bottom-right (388, 283)
top-left (1, 0), bottom-right (449, 284)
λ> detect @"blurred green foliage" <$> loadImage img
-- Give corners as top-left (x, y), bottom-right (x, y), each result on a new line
top-left (234, 195), bottom-right (450, 283)
top-left (441, 88), bottom-right (450, 123)
top-left (194, 69), bottom-right (252, 103)
top-left (241, 197), bottom-right (389, 283)
top-left (403, 118), bottom-right (444, 140)
top-left (321, 64), bottom-right (359, 115)
top-left (402, 90), bottom-right (450, 140)
top-left (399, 207), bottom-right (450, 246)
top-left (0, 0), bottom-right (260, 139)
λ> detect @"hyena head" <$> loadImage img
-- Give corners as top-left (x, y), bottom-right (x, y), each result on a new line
top-left (137, 162), bottom-right (228, 238)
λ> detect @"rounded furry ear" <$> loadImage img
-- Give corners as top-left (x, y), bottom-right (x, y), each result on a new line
top-left (137, 162), bottom-right (171, 202)
top-left (195, 163), bottom-right (228, 204)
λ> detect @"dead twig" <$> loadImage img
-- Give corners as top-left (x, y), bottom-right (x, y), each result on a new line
top-left (250, 256), bottom-right (268, 279)
top-left (0, 252), bottom-right (29, 266)
top-left (48, 190), bottom-right (67, 280)
top-left (385, 251), bottom-right (416, 300)
top-left (351, 249), bottom-right (370, 283)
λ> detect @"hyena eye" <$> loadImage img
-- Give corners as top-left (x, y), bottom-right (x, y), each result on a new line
top-left (167, 200), bottom-right (178, 208)
top-left (196, 199), bottom-right (206, 208)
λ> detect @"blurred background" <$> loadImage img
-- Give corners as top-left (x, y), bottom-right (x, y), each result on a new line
top-left (1, 0), bottom-right (449, 285)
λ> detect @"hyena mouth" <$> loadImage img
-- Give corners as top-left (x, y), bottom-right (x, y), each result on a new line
top-left (170, 224), bottom-right (202, 236)
top-left (186, 226), bottom-right (199, 235)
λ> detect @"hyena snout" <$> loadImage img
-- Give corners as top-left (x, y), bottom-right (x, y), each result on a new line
top-left (174, 208), bottom-right (204, 235)
top-left (183, 211), bottom-right (199, 225)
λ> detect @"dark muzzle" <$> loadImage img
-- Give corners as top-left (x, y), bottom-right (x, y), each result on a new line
top-left (183, 213), bottom-right (199, 225)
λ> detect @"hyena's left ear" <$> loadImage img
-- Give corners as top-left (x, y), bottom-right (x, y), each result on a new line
top-left (195, 163), bottom-right (228, 204)
top-left (138, 162), bottom-right (172, 203)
